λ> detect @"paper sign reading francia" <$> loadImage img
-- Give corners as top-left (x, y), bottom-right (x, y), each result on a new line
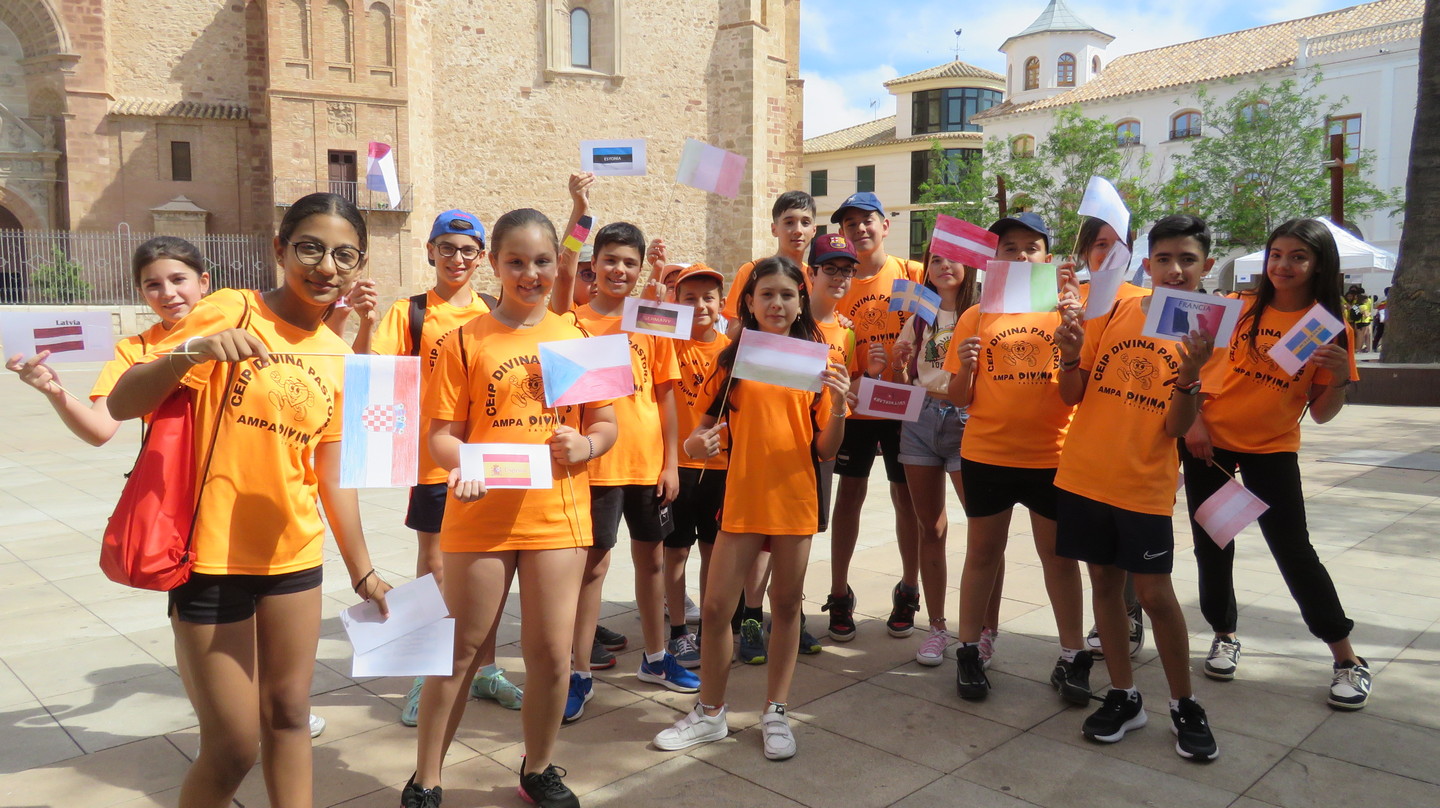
top-left (621, 296), bottom-right (695, 340)
top-left (0, 310), bottom-right (115, 363)
top-left (1142, 287), bottom-right (1243, 348)
top-left (733, 328), bottom-right (830, 392)
top-left (581, 139), bottom-right (648, 177)
top-left (854, 377), bottom-right (925, 421)
top-left (1268, 303), bottom-right (1345, 376)
top-left (1195, 479), bottom-right (1269, 549)
top-left (457, 443), bottom-right (554, 490)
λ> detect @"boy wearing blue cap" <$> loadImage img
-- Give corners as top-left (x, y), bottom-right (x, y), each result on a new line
top-left (349, 209), bottom-right (521, 726)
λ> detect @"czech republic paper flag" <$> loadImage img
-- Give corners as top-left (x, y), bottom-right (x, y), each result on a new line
top-left (366, 142), bottom-right (402, 209)
top-left (538, 333), bottom-right (635, 407)
top-left (340, 355), bottom-right (421, 488)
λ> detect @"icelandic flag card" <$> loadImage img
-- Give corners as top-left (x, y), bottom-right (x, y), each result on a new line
top-left (889, 279), bottom-right (942, 325)
top-left (538, 333), bottom-right (635, 407)
top-left (1268, 303), bottom-right (1345, 376)
top-left (340, 355), bottom-right (421, 488)
top-left (457, 443), bottom-right (554, 490)
top-left (980, 262), bottom-right (1060, 314)
top-left (929, 215), bottom-right (998, 269)
top-left (732, 329), bottom-right (830, 392)
top-left (0, 310), bottom-right (114, 363)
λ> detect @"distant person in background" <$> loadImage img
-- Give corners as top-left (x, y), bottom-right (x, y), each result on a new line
top-left (1344, 285), bottom-right (1373, 352)
top-left (1372, 289), bottom-right (1389, 353)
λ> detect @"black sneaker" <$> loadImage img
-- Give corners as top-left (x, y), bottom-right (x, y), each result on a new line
top-left (1203, 636), bottom-right (1241, 681)
top-left (401, 773), bottom-right (443, 808)
top-left (1050, 651), bottom-right (1094, 706)
top-left (594, 624), bottom-right (627, 651)
top-left (1082, 688), bottom-right (1147, 743)
top-left (1328, 657), bottom-right (1373, 710)
top-left (589, 639), bottom-right (616, 670)
top-left (886, 582), bottom-right (919, 638)
top-left (1170, 697), bottom-right (1220, 761)
top-left (954, 643), bottom-right (990, 700)
top-left (517, 759), bottom-right (579, 808)
top-left (821, 586), bottom-right (857, 642)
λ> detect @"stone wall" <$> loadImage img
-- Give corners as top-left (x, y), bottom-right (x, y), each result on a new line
top-left (107, 0), bottom-right (250, 104)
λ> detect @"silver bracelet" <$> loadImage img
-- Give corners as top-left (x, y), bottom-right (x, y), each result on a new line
top-left (585, 435), bottom-right (595, 461)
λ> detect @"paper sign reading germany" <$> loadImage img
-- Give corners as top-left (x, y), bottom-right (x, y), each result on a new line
top-left (621, 296), bottom-right (694, 339)
top-left (854, 377), bottom-right (925, 421)
top-left (458, 443), bottom-right (553, 490)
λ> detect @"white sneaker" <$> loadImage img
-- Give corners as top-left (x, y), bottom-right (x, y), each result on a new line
top-left (308, 713), bottom-right (326, 739)
top-left (1203, 636), bottom-right (1241, 681)
top-left (979, 626), bottom-right (998, 670)
top-left (916, 625), bottom-right (949, 667)
top-left (653, 703), bottom-right (729, 751)
top-left (760, 707), bottom-right (797, 760)
top-left (684, 595), bottom-right (702, 624)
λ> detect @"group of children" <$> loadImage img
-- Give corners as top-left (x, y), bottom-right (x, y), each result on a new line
top-left (4, 174), bottom-right (1372, 808)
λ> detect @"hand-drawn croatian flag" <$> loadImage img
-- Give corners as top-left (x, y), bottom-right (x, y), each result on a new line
top-left (929, 215), bottom-right (998, 270)
top-left (980, 262), bottom-right (1060, 314)
top-left (675, 138), bottom-right (747, 198)
top-left (1194, 479), bottom-right (1269, 549)
top-left (366, 142), bottom-right (402, 209)
top-left (732, 329), bottom-right (830, 393)
top-left (889, 279), bottom-right (942, 325)
top-left (340, 355), bottom-right (421, 488)
top-left (1268, 303), bottom-right (1344, 376)
top-left (539, 333), bottom-right (635, 407)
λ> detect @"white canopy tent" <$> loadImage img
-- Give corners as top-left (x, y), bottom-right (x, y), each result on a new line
top-left (1233, 218), bottom-right (1397, 295)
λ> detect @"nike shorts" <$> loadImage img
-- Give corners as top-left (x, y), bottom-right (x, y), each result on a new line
top-left (1054, 489), bottom-right (1175, 574)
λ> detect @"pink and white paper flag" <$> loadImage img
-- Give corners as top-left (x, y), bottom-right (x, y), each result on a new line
top-left (675, 138), bottom-right (747, 198)
top-left (366, 142), bottom-right (402, 209)
top-left (1194, 479), bottom-right (1269, 549)
top-left (929, 215), bottom-right (998, 269)
top-left (1078, 176), bottom-right (1130, 242)
top-left (340, 355), bottom-right (421, 488)
top-left (1084, 243), bottom-right (1133, 320)
top-left (733, 329), bottom-right (830, 392)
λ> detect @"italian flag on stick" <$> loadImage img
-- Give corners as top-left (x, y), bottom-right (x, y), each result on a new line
top-left (980, 261), bottom-right (1060, 314)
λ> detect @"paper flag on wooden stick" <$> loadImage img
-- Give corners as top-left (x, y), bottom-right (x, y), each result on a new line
top-left (929, 215), bottom-right (998, 269)
top-left (0, 311), bottom-right (115, 363)
top-left (1194, 479), bottom-right (1269, 549)
top-left (538, 334), bottom-right (635, 407)
top-left (732, 329), bottom-right (829, 392)
top-left (675, 138), bottom-right (746, 198)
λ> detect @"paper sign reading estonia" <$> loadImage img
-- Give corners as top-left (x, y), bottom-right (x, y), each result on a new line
top-left (1194, 479), bottom-right (1269, 549)
top-left (0, 310), bottom-right (115, 363)
top-left (1267, 303), bottom-right (1345, 376)
top-left (538, 333), bottom-right (635, 407)
top-left (733, 329), bottom-right (830, 392)
top-left (1141, 287), bottom-right (1243, 348)
top-left (621, 296), bottom-right (694, 339)
top-left (457, 443), bottom-right (553, 490)
top-left (854, 377), bottom-right (925, 421)
top-left (580, 138), bottom-right (648, 177)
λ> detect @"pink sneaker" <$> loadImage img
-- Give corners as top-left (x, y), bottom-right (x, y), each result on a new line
top-left (916, 625), bottom-right (949, 667)
top-left (979, 626), bottom-right (998, 670)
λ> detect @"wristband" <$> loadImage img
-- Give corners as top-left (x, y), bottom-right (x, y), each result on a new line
top-left (352, 568), bottom-right (376, 595)
top-left (563, 215), bottom-right (594, 253)
top-left (585, 435), bottom-right (596, 461)
top-left (1173, 379), bottom-right (1202, 396)
top-left (1059, 357), bottom-right (1080, 372)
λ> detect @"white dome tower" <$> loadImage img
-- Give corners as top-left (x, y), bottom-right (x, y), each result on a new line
top-left (999, 0), bottom-right (1114, 102)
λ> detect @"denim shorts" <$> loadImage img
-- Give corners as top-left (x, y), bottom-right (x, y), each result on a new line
top-left (898, 396), bottom-right (966, 472)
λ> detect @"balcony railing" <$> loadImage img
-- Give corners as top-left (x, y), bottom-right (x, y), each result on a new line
top-left (1170, 127), bottom-right (1202, 140)
top-left (273, 179), bottom-right (413, 212)
top-left (1116, 134), bottom-right (1142, 146)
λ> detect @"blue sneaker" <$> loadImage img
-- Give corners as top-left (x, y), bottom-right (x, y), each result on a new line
top-left (563, 673), bottom-right (593, 724)
top-left (636, 652), bottom-right (701, 693)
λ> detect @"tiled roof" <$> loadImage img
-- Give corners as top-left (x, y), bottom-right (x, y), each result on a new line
top-left (110, 98), bottom-right (250, 120)
top-left (976, 0), bottom-right (1423, 122)
top-left (1009, 0), bottom-right (1110, 41)
top-left (803, 115), bottom-right (985, 155)
top-left (885, 60), bottom-right (1004, 88)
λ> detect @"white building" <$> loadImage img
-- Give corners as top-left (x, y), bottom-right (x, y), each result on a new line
top-left (974, 0), bottom-right (1420, 255)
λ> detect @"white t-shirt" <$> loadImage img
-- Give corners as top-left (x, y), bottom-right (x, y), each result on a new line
top-left (897, 307), bottom-right (958, 395)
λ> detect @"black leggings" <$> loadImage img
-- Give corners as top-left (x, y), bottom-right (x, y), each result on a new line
top-left (1180, 444), bottom-right (1354, 644)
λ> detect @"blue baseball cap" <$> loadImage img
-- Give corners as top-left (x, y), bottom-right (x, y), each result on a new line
top-left (428, 209), bottom-right (486, 245)
top-left (830, 191), bottom-right (888, 224)
top-left (989, 211), bottom-right (1052, 250)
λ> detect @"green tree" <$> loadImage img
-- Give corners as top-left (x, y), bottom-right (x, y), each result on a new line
top-left (30, 247), bottom-right (93, 304)
top-left (1166, 75), bottom-right (1403, 251)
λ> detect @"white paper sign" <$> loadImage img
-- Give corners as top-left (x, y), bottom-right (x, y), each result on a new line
top-left (622, 296), bottom-right (694, 340)
top-left (352, 618), bottom-right (455, 678)
top-left (1142, 287), bottom-right (1243, 349)
top-left (0, 310), bottom-right (115, 363)
top-left (581, 139), bottom-right (648, 176)
top-left (458, 443), bottom-right (554, 490)
top-left (1267, 303), bottom-right (1345, 376)
top-left (853, 377), bottom-right (926, 421)
top-left (1077, 176), bottom-right (1131, 243)
top-left (1084, 243), bottom-right (1132, 320)
top-left (341, 574), bottom-right (449, 656)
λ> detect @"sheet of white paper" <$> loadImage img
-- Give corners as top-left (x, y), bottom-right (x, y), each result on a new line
top-left (1077, 176), bottom-right (1131, 243)
top-left (1084, 243), bottom-right (1132, 320)
top-left (1141, 287), bottom-right (1243, 349)
top-left (853, 377), bottom-right (926, 421)
top-left (1266, 303), bottom-right (1345, 376)
top-left (0, 310), bottom-right (116, 363)
top-left (621, 296), bottom-right (694, 340)
top-left (458, 443), bottom-right (554, 490)
top-left (340, 574), bottom-right (449, 656)
top-left (581, 139), bottom-right (648, 176)
top-left (352, 617), bottom-right (455, 677)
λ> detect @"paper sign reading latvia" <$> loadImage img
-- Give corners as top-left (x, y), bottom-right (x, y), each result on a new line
top-left (0, 310), bottom-right (115, 363)
top-left (1142, 287), bottom-right (1243, 349)
top-left (929, 214), bottom-right (998, 269)
top-left (340, 355), bottom-right (421, 489)
top-left (457, 443), bottom-right (553, 490)
top-left (980, 262), bottom-right (1060, 314)
top-left (1194, 479), bottom-right (1269, 549)
top-left (621, 296), bottom-right (694, 339)
top-left (1084, 243), bottom-right (1133, 320)
top-left (581, 138), bottom-right (648, 176)
top-left (1268, 303), bottom-right (1344, 376)
top-left (538, 333), bottom-right (635, 407)
top-left (854, 377), bottom-right (925, 421)
top-left (733, 328), bottom-right (830, 392)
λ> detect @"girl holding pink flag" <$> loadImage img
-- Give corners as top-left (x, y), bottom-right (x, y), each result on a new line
top-left (1182, 218), bottom-right (1370, 710)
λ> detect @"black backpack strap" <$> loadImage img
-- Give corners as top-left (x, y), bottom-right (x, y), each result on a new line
top-left (407, 293), bottom-right (428, 357)
top-left (478, 292), bottom-right (499, 310)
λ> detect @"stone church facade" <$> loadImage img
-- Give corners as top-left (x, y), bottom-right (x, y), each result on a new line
top-left (0, 0), bottom-right (803, 298)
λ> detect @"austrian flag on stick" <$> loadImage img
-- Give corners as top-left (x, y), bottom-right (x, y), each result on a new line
top-left (929, 215), bottom-right (998, 269)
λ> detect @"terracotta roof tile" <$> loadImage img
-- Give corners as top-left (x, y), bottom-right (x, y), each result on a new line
top-left (110, 97), bottom-right (250, 120)
top-left (803, 116), bottom-right (985, 155)
top-left (885, 60), bottom-right (1004, 88)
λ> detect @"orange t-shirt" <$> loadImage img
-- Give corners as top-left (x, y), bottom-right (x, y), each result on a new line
top-left (710, 348), bottom-right (842, 536)
top-left (371, 290), bottom-right (490, 484)
top-left (91, 321), bottom-right (170, 401)
top-left (424, 311), bottom-right (608, 552)
top-left (674, 330), bottom-right (731, 471)
top-left (943, 305), bottom-right (1073, 468)
top-left (837, 255), bottom-right (923, 418)
top-left (1200, 300), bottom-right (1359, 455)
top-left (1078, 281), bottom-right (1150, 308)
top-left (569, 304), bottom-right (680, 486)
top-left (1055, 297), bottom-right (1206, 516)
top-left (723, 258), bottom-right (812, 320)
top-left (139, 289), bottom-right (347, 575)
top-left (816, 318), bottom-right (860, 377)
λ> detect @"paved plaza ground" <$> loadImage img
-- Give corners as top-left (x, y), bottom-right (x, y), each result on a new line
top-left (0, 359), bottom-right (1437, 808)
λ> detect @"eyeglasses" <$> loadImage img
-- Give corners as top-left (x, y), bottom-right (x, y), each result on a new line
top-left (434, 243), bottom-right (482, 260)
top-left (818, 263), bottom-right (856, 278)
top-left (578, 267), bottom-right (596, 283)
top-left (288, 240), bottom-right (363, 270)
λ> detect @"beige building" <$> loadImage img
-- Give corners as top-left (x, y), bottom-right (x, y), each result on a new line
top-left (0, 0), bottom-right (803, 302)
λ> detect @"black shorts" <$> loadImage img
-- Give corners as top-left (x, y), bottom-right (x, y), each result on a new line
top-left (168, 566), bottom-right (323, 625)
top-left (405, 482), bottom-right (449, 534)
top-left (960, 458), bottom-right (1058, 520)
top-left (1055, 489), bottom-right (1175, 574)
top-left (591, 484), bottom-right (666, 549)
top-left (665, 468), bottom-right (727, 548)
top-left (834, 418), bottom-right (906, 484)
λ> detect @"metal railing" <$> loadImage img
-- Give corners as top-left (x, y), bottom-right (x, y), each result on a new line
top-left (1169, 127), bottom-right (1202, 140)
top-left (274, 178), bottom-right (413, 212)
top-left (0, 229), bottom-right (274, 306)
